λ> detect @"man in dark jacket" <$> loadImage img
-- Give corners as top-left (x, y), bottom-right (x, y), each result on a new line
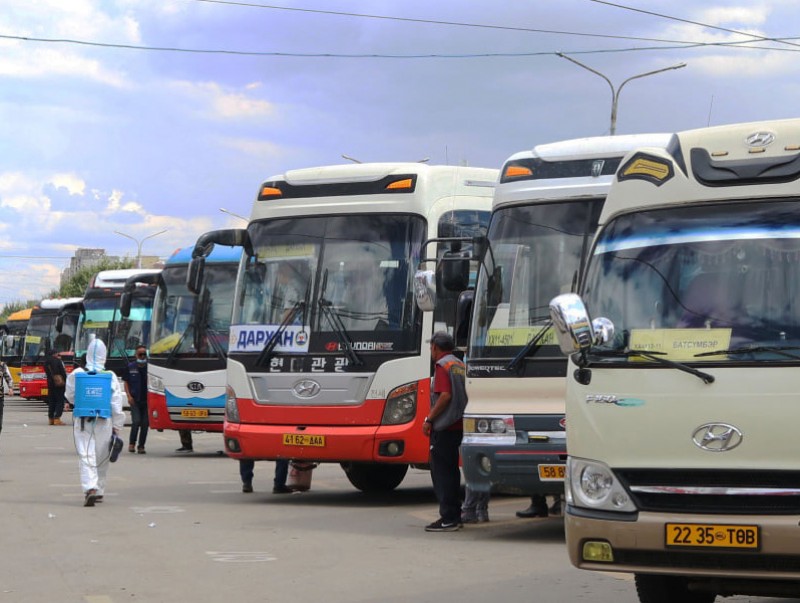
top-left (122, 345), bottom-right (149, 453)
top-left (43, 347), bottom-right (68, 426)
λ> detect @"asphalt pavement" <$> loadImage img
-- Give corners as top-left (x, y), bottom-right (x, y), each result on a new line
top-left (0, 397), bottom-right (785, 603)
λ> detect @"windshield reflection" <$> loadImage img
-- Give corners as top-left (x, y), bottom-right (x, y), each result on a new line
top-left (584, 199), bottom-right (800, 362)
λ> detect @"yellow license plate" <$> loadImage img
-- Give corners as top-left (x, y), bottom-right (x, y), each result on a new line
top-left (42, 388), bottom-right (49, 396)
top-left (538, 464), bottom-right (566, 481)
top-left (180, 409), bottom-right (209, 418)
top-left (283, 433), bottom-right (325, 447)
top-left (666, 523), bottom-right (759, 549)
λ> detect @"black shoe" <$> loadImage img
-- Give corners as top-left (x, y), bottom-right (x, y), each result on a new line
top-left (95, 496), bottom-right (104, 503)
top-left (242, 482), bottom-right (253, 493)
top-left (425, 518), bottom-right (461, 532)
top-left (137, 447), bottom-right (146, 454)
top-left (84, 489), bottom-right (98, 507)
top-left (175, 446), bottom-right (194, 453)
top-left (516, 504), bottom-right (549, 518)
top-left (272, 485), bottom-right (292, 494)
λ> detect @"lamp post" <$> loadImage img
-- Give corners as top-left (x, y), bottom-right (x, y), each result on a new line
top-left (219, 207), bottom-right (248, 223)
top-left (114, 229), bottom-right (169, 268)
top-left (557, 53), bottom-right (687, 135)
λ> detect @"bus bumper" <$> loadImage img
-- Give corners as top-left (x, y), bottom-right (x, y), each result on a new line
top-left (148, 392), bottom-right (224, 433)
top-left (461, 442), bottom-right (567, 496)
top-left (566, 507), bottom-right (800, 585)
top-left (223, 421), bottom-right (430, 464)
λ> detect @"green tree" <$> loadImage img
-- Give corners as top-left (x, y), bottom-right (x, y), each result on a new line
top-left (58, 258), bottom-right (135, 298)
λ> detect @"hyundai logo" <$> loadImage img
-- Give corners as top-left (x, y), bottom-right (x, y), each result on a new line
top-left (187, 381), bottom-right (205, 393)
top-left (745, 131), bottom-right (775, 148)
top-left (692, 422), bottom-right (743, 452)
top-left (292, 379), bottom-right (321, 399)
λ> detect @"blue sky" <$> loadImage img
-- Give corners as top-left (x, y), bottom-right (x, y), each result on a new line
top-left (1, 0), bottom-right (798, 308)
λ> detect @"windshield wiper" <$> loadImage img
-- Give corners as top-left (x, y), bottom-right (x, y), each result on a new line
top-left (694, 345), bottom-right (800, 361)
top-left (317, 269), bottom-right (362, 368)
top-left (166, 324), bottom-right (193, 367)
top-left (505, 318), bottom-right (553, 373)
top-left (590, 348), bottom-right (715, 384)
top-left (255, 299), bottom-right (306, 367)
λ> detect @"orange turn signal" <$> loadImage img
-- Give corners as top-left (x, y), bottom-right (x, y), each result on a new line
top-left (504, 165), bottom-right (533, 178)
top-left (386, 178), bottom-right (413, 190)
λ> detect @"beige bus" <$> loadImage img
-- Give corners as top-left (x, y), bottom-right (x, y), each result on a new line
top-left (550, 119), bottom-right (800, 601)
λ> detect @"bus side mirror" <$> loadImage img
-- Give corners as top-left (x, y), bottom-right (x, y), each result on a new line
top-left (119, 292), bottom-right (132, 318)
top-left (55, 315), bottom-right (64, 333)
top-left (441, 250), bottom-right (471, 292)
top-left (187, 257), bottom-right (206, 295)
top-left (414, 269), bottom-right (436, 312)
top-left (455, 289), bottom-right (474, 348)
top-left (549, 293), bottom-right (614, 354)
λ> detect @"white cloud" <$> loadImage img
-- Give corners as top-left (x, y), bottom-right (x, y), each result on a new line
top-left (219, 137), bottom-right (285, 158)
top-left (171, 81), bottom-right (276, 120)
top-left (50, 174), bottom-right (86, 196)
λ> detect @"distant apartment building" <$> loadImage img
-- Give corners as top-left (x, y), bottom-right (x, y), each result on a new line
top-left (59, 248), bottom-right (120, 286)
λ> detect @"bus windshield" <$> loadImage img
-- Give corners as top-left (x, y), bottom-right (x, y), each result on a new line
top-left (150, 261), bottom-right (237, 357)
top-left (233, 214), bottom-right (425, 354)
top-left (470, 199), bottom-right (602, 360)
top-left (584, 198), bottom-right (800, 363)
top-left (77, 295), bottom-right (153, 360)
top-left (22, 313), bottom-right (57, 360)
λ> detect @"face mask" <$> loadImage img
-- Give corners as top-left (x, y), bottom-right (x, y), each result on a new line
top-left (136, 358), bottom-right (147, 365)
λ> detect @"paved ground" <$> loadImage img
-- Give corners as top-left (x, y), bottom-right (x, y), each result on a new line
top-left (0, 397), bottom-right (789, 603)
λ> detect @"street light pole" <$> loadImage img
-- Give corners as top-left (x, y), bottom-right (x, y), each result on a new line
top-left (557, 53), bottom-right (687, 135)
top-left (219, 207), bottom-right (248, 223)
top-left (114, 229), bottom-right (169, 269)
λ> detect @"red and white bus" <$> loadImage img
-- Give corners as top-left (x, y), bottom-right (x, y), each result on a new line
top-left (190, 162), bottom-right (495, 491)
top-left (20, 298), bottom-right (83, 400)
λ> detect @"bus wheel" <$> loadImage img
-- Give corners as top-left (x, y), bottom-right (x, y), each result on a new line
top-left (340, 462), bottom-right (408, 492)
top-left (634, 574), bottom-right (716, 603)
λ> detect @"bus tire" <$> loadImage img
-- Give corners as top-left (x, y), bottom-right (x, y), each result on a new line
top-left (634, 574), bottom-right (716, 603)
top-left (340, 462), bottom-right (408, 492)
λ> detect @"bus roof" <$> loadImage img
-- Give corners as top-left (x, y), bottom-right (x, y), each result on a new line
top-left (37, 297), bottom-right (84, 310)
top-left (167, 246), bottom-right (242, 265)
top-left (494, 133), bottom-right (673, 209)
top-left (601, 118), bottom-right (800, 223)
top-left (6, 307), bottom-right (32, 322)
top-left (510, 133), bottom-right (674, 163)
top-left (253, 163), bottom-right (497, 220)
top-left (90, 268), bottom-right (162, 289)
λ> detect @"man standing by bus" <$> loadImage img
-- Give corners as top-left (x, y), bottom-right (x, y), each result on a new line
top-left (123, 345), bottom-right (149, 454)
top-left (422, 331), bottom-right (468, 532)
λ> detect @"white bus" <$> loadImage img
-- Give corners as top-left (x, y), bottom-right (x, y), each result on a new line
top-left (76, 268), bottom-right (161, 378)
top-left (460, 134), bottom-right (671, 505)
top-left (143, 245), bottom-right (241, 432)
top-left (550, 119), bottom-right (800, 600)
top-left (190, 162), bottom-right (495, 491)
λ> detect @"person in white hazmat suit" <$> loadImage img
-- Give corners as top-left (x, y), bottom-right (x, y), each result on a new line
top-left (65, 337), bottom-right (126, 507)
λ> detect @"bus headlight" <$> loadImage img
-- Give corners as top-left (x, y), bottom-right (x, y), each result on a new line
top-left (225, 385), bottom-right (240, 423)
top-left (462, 415), bottom-right (515, 445)
top-left (148, 373), bottom-right (164, 394)
top-left (567, 457), bottom-right (635, 512)
top-left (381, 382), bottom-right (417, 425)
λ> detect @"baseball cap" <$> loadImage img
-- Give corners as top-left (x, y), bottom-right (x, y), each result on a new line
top-left (428, 331), bottom-right (455, 351)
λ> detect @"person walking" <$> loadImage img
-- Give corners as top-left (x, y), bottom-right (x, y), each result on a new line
top-left (43, 347), bottom-right (68, 426)
top-left (0, 359), bottom-right (13, 444)
top-left (240, 459), bottom-right (291, 494)
top-left (65, 338), bottom-right (125, 507)
top-left (122, 345), bottom-right (149, 454)
top-left (422, 331), bottom-right (468, 532)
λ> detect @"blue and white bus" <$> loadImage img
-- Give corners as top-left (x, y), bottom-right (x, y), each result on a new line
top-left (145, 245), bottom-right (241, 432)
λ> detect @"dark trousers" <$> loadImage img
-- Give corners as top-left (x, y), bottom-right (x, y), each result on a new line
top-left (179, 429), bottom-right (193, 449)
top-left (0, 396), bottom-right (4, 436)
top-left (47, 388), bottom-right (65, 420)
top-left (129, 401), bottom-right (149, 447)
top-left (429, 429), bottom-right (463, 524)
top-left (239, 459), bottom-right (290, 487)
